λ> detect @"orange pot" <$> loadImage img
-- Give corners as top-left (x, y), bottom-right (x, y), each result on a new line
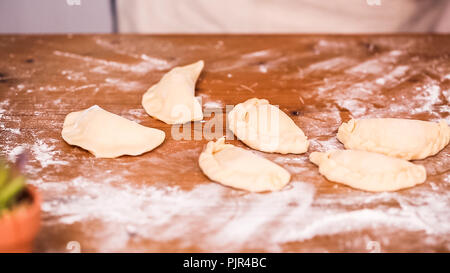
top-left (0, 185), bottom-right (41, 253)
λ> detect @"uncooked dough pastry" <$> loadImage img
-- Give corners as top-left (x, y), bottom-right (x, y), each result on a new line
top-left (198, 137), bottom-right (291, 192)
top-left (337, 118), bottom-right (450, 160)
top-left (309, 149), bottom-right (426, 192)
top-left (142, 60), bottom-right (204, 124)
top-left (228, 98), bottom-right (309, 154)
top-left (62, 105), bottom-right (165, 158)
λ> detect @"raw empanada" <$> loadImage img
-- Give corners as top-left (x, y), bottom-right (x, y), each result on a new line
top-left (199, 137), bottom-right (291, 192)
top-left (228, 98), bottom-right (309, 154)
top-left (62, 105), bottom-right (165, 158)
top-left (337, 118), bottom-right (450, 160)
top-left (142, 60), bottom-right (204, 124)
top-left (309, 149), bottom-right (426, 192)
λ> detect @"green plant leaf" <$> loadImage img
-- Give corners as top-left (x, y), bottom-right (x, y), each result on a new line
top-left (0, 166), bottom-right (8, 190)
top-left (0, 175), bottom-right (26, 211)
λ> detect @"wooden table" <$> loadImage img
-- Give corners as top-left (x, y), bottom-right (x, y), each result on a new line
top-left (0, 34), bottom-right (449, 252)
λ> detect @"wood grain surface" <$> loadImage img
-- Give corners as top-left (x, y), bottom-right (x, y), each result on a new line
top-left (0, 34), bottom-right (449, 252)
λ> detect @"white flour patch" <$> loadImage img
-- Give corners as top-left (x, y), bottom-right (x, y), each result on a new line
top-left (31, 139), bottom-right (69, 168)
top-left (53, 50), bottom-right (169, 75)
top-left (346, 51), bottom-right (403, 75)
top-left (139, 54), bottom-right (171, 69)
top-left (347, 58), bottom-right (385, 74)
top-left (128, 109), bottom-right (147, 118)
top-left (388, 65), bottom-right (409, 78)
top-left (242, 50), bottom-right (271, 59)
top-left (8, 146), bottom-right (25, 162)
top-left (307, 57), bottom-right (353, 71)
top-left (90, 66), bottom-right (109, 74)
top-left (204, 101), bottom-right (223, 109)
top-left (69, 84), bottom-right (97, 92)
top-left (39, 84), bottom-right (96, 93)
top-left (376, 65), bottom-right (410, 86)
top-left (412, 84), bottom-right (442, 114)
top-left (35, 177), bottom-right (316, 251)
top-left (0, 99), bottom-right (9, 118)
top-left (310, 137), bottom-right (343, 152)
top-left (389, 50), bottom-right (403, 57)
top-left (38, 85), bottom-right (59, 92)
top-left (259, 64), bottom-right (268, 73)
top-left (315, 40), bottom-right (348, 51)
top-left (93, 37), bottom-right (171, 71)
top-left (52, 98), bottom-right (62, 106)
top-left (208, 49), bottom-right (283, 73)
top-left (284, 165), bottom-right (309, 174)
top-left (61, 70), bottom-right (87, 82)
top-left (273, 156), bottom-right (306, 165)
top-left (3, 127), bottom-right (20, 135)
top-left (104, 78), bottom-right (144, 92)
top-left (337, 99), bottom-right (367, 117)
top-left (33, 173), bottom-right (450, 252)
top-left (121, 109), bottom-right (147, 123)
top-left (375, 78), bottom-right (386, 85)
top-left (348, 82), bottom-right (376, 95)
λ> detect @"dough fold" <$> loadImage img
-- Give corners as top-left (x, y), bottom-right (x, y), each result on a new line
top-left (142, 60), bottom-right (204, 124)
top-left (309, 149), bottom-right (426, 192)
top-left (228, 98), bottom-right (309, 154)
top-left (62, 105), bottom-right (165, 158)
top-left (337, 118), bottom-right (450, 160)
top-left (199, 137), bottom-right (291, 192)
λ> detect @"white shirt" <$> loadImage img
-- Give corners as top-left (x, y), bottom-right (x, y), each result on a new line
top-left (117, 0), bottom-right (450, 33)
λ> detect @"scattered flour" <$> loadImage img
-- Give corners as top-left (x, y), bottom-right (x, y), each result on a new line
top-left (338, 99), bottom-right (367, 117)
top-left (242, 50), bottom-right (271, 59)
top-left (376, 65), bottom-right (410, 86)
top-left (259, 64), bottom-right (268, 73)
top-left (53, 50), bottom-right (169, 75)
top-left (121, 109), bottom-right (148, 123)
top-left (140, 54), bottom-right (171, 69)
top-left (375, 78), bottom-right (386, 85)
top-left (3, 128), bottom-right (20, 135)
top-left (204, 101), bottom-right (223, 109)
top-left (389, 50), bottom-right (403, 57)
top-left (94, 37), bottom-right (172, 70)
top-left (0, 99), bottom-right (9, 118)
top-left (61, 70), bottom-right (87, 82)
top-left (31, 173), bottom-right (450, 252)
top-left (412, 84), bottom-right (442, 114)
top-left (346, 51), bottom-right (403, 75)
top-left (307, 57), bottom-right (353, 71)
top-left (8, 146), bottom-right (25, 162)
top-left (31, 139), bottom-right (69, 168)
top-left (104, 78), bottom-right (144, 92)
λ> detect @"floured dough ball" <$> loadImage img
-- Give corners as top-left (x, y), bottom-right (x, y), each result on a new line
top-left (228, 98), bottom-right (309, 154)
top-left (337, 118), bottom-right (450, 160)
top-left (142, 60), bottom-right (204, 124)
top-left (199, 137), bottom-right (291, 192)
top-left (309, 149), bottom-right (426, 192)
top-left (62, 105), bottom-right (165, 158)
